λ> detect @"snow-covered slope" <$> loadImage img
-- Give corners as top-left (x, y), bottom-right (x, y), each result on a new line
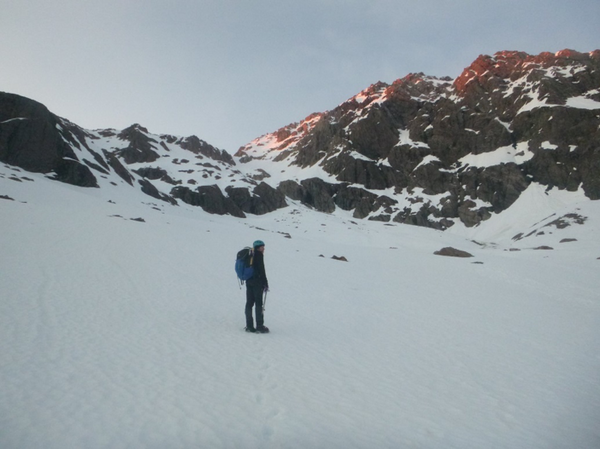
top-left (1, 162), bottom-right (599, 449)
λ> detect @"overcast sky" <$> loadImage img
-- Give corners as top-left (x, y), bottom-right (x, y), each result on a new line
top-left (2, 0), bottom-right (599, 151)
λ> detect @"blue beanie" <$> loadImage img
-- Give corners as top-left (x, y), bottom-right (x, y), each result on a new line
top-left (253, 240), bottom-right (265, 248)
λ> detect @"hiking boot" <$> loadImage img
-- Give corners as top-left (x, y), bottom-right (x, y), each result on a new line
top-left (256, 326), bottom-right (270, 333)
top-left (245, 326), bottom-right (257, 333)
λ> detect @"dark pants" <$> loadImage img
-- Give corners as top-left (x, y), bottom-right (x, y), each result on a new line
top-left (245, 285), bottom-right (264, 329)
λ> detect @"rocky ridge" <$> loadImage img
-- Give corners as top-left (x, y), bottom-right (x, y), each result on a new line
top-left (1, 49), bottom-right (599, 230)
top-left (237, 49), bottom-right (600, 228)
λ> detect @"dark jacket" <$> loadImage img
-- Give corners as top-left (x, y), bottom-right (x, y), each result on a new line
top-left (247, 249), bottom-right (268, 289)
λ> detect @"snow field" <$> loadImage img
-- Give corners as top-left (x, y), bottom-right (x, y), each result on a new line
top-left (1, 170), bottom-right (599, 448)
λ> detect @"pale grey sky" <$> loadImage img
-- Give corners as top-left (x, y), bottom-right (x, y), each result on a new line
top-left (2, 0), bottom-right (599, 151)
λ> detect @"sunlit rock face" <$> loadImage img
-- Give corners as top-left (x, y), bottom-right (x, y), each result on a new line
top-left (237, 49), bottom-right (600, 228)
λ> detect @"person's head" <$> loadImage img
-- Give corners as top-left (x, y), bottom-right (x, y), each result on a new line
top-left (253, 240), bottom-right (265, 253)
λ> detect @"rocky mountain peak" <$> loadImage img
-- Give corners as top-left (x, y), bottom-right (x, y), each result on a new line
top-left (454, 52), bottom-right (526, 92)
top-left (116, 123), bottom-right (160, 164)
top-left (388, 73), bottom-right (453, 102)
top-left (1, 49), bottom-right (599, 231)
top-left (235, 112), bottom-right (325, 162)
top-left (118, 123), bottom-right (150, 136)
top-left (454, 49), bottom-right (600, 95)
top-left (233, 49), bottom-right (600, 227)
top-left (348, 82), bottom-right (388, 105)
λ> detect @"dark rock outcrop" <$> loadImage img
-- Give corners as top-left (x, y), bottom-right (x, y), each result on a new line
top-left (116, 124), bottom-right (160, 164)
top-left (225, 182), bottom-right (287, 215)
top-left (434, 247), bottom-right (474, 258)
top-left (276, 178), bottom-right (338, 213)
top-left (104, 150), bottom-right (134, 185)
top-left (299, 178), bottom-right (338, 213)
top-left (277, 180), bottom-right (305, 201)
top-left (171, 185), bottom-right (245, 217)
top-left (133, 166), bottom-right (179, 185)
top-left (252, 182), bottom-right (287, 213)
top-left (277, 178), bottom-right (398, 219)
top-left (53, 159), bottom-right (99, 187)
top-left (139, 179), bottom-right (177, 205)
top-left (178, 135), bottom-right (235, 165)
top-left (0, 92), bottom-right (98, 187)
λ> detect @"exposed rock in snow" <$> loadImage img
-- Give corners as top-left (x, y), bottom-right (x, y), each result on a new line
top-left (1, 49), bottom-right (599, 233)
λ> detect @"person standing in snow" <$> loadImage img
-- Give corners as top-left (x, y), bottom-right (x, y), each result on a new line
top-left (245, 240), bottom-right (270, 333)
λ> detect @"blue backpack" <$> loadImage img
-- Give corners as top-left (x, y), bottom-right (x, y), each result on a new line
top-left (235, 247), bottom-right (254, 282)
